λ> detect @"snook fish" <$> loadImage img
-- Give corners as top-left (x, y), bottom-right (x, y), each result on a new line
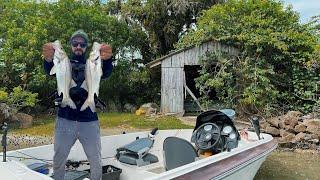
top-left (80, 42), bottom-right (103, 112)
top-left (50, 40), bottom-right (76, 109)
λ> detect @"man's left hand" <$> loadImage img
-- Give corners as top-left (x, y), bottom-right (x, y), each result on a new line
top-left (100, 43), bottom-right (112, 60)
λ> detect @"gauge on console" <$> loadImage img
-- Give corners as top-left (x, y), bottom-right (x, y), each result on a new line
top-left (222, 125), bottom-right (233, 134)
top-left (229, 133), bottom-right (236, 139)
top-left (204, 124), bottom-right (213, 131)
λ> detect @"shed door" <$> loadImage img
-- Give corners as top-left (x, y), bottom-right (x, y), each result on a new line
top-left (161, 67), bottom-right (184, 114)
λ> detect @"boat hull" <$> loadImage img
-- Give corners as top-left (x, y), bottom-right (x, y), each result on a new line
top-left (172, 139), bottom-right (277, 180)
top-left (1, 130), bottom-right (277, 180)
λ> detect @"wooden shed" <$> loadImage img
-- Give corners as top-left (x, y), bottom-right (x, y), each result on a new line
top-left (147, 40), bottom-right (238, 115)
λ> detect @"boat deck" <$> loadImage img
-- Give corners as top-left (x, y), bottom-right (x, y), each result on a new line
top-left (3, 129), bottom-right (276, 180)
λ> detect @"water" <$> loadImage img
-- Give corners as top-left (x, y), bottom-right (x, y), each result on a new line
top-left (255, 150), bottom-right (320, 180)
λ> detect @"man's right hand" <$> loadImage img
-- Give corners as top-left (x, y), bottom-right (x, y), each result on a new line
top-left (42, 43), bottom-right (55, 62)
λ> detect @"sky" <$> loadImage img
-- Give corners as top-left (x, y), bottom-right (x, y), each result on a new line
top-left (282, 0), bottom-right (320, 23)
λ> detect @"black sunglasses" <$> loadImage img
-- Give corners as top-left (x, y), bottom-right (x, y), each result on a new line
top-left (71, 41), bottom-right (87, 48)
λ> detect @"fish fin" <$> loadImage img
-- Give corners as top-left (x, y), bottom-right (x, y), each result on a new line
top-left (80, 81), bottom-right (88, 91)
top-left (80, 99), bottom-right (96, 112)
top-left (61, 98), bottom-right (77, 109)
top-left (49, 65), bottom-right (56, 75)
top-left (71, 80), bottom-right (77, 88)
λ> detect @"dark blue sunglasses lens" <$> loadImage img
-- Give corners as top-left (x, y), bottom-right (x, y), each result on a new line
top-left (72, 42), bottom-right (87, 48)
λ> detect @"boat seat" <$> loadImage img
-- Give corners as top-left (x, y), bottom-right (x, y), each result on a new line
top-left (116, 137), bottom-right (158, 167)
top-left (163, 137), bottom-right (198, 171)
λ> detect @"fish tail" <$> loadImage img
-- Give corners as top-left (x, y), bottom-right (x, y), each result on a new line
top-left (80, 99), bottom-right (96, 112)
top-left (61, 98), bottom-right (77, 109)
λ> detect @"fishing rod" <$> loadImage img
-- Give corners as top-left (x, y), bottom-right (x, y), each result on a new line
top-left (0, 152), bottom-right (115, 169)
top-left (65, 156), bottom-right (116, 169)
top-left (0, 155), bottom-right (53, 163)
top-left (16, 150), bottom-right (54, 165)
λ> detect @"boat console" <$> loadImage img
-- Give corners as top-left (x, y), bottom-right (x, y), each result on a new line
top-left (115, 109), bottom-right (240, 170)
top-left (191, 109), bottom-right (240, 152)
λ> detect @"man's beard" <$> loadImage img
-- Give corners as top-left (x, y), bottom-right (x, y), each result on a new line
top-left (72, 49), bottom-right (85, 61)
top-left (74, 49), bottom-right (84, 56)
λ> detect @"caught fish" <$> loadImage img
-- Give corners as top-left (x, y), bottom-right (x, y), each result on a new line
top-left (50, 40), bottom-right (77, 109)
top-left (80, 42), bottom-right (103, 112)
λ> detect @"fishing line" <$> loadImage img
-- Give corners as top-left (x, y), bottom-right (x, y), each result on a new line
top-left (0, 154), bottom-right (116, 163)
top-left (16, 150), bottom-right (54, 165)
top-left (0, 154), bottom-right (53, 163)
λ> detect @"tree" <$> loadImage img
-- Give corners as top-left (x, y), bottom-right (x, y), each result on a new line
top-left (0, 0), bottom-right (149, 108)
top-left (177, 0), bottom-right (319, 114)
top-left (106, 0), bottom-right (222, 60)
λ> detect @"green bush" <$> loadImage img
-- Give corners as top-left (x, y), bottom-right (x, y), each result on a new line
top-left (4, 86), bottom-right (38, 111)
top-left (196, 52), bottom-right (279, 115)
top-left (177, 0), bottom-right (319, 114)
top-left (0, 90), bottom-right (9, 102)
top-left (100, 60), bottom-right (160, 111)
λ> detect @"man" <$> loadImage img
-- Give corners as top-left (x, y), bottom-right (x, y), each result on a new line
top-left (42, 29), bottom-right (113, 180)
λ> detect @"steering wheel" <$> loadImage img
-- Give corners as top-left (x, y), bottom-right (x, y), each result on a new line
top-left (194, 123), bottom-right (221, 150)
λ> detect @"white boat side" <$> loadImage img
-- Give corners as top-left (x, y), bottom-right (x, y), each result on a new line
top-left (0, 129), bottom-right (277, 180)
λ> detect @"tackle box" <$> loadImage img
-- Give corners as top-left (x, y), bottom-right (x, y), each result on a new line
top-left (85, 165), bottom-right (122, 180)
top-left (102, 165), bottom-right (122, 180)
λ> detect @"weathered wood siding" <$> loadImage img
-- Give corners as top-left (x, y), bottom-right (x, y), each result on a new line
top-left (161, 58), bottom-right (184, 113)
top-left (160, 41), bottom-right (238, 114)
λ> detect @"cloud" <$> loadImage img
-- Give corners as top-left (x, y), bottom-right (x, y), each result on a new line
top-left (282, 0), bottom-right (320, 23)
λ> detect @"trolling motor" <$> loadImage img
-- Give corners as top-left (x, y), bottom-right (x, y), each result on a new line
top-left (1, 122), bottom-right (8, 162)
top-left (249, 116), bottom-right (263, 140)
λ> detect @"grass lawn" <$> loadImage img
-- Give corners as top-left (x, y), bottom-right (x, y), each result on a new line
top-left (11, 113), bottom-right (193, 136)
